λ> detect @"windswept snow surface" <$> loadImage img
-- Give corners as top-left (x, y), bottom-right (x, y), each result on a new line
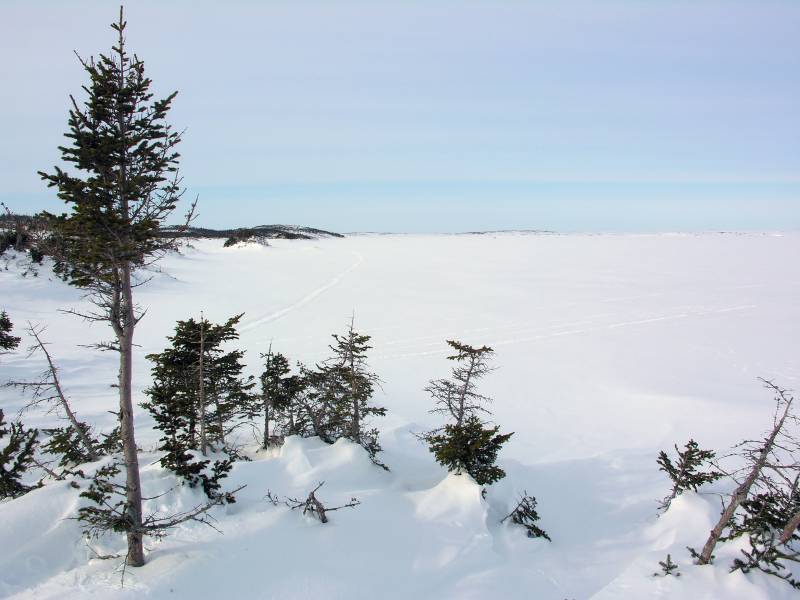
top-left (1, 233), bottom-right (799, 599)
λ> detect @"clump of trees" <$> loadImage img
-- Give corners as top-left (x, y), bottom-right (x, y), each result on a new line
top-left (222, 232), bottom-right (270, 248)
top-left (256, 321), bottom-right (387, 467)
top-left (141, 313), bottom-right (390, 498)
top-left (0, 204), bottom-right (28, 256)
top-left (0, 206), bottom-right (53, 266)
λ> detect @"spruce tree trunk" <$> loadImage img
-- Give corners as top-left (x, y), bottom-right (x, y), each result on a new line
top-left (215, 391), bottom-right (226, 446)
top-left (455, 355), bottom-right (475, 428)
top-left (199, 318), bottom-right (207, 456)
top-left (263, 390), bottom-right (270, 449)
top-left (119, 264), bottom-right (145, 567)
top-left (350, 353), bottom-right (360, 440)
top-left (345, 322), bottom-right (360, 440)
top-left (189, 411), bottom-right (196, 448)
top-left (351, 392), bottom-right (360, 440)
top-left (113, 16), bottom-right (144, 568)
top-left (263, 351), bottom-right (271, 448)
top-left (14, 220), bottom-right (24, 252)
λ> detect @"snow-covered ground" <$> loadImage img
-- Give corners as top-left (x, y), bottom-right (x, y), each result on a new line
top-left (1, 232), bottom-right (799, 599)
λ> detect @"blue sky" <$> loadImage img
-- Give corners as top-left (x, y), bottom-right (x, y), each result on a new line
top-left (1, 1), bottom-right (798, 232)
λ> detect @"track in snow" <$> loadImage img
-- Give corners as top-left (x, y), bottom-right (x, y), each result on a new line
top-left (373, 304), bottom-right (757, 360)
top-left (239, 251), bottom-right (364, 332)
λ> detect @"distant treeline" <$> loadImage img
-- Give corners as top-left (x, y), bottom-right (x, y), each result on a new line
top-left (1, 213), bottom-right (342, 253)
top-left (163, 224), bottom-right (344, 242)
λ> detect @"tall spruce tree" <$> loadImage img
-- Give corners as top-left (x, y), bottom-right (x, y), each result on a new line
top-left (422, 340), bottom-right (513, 485)
top-left (38, 8), bottom-right (192, 566)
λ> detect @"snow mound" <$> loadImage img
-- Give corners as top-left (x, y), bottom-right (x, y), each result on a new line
top-left (411, 472), bottom-right (486, 524)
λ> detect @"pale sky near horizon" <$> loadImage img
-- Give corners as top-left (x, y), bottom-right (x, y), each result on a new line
top-left (1, 1), bottom-right (798, 232)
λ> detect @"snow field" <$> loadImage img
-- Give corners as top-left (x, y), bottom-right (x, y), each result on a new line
top-left (1, 232), bottom-right (799, 598)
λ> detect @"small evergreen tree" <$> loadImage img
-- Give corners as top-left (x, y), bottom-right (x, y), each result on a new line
top-left (294, 322), bottom-right (386, 466)
top-left (654, 554), bottom-right (681, 577)
top-left (0, 409), bottom-right (39, 499)
top-left (0, 311), bottom-right (21, 353)
top-left (501, 492), bottom-right (550, 540)
top-left (657, 439), bottom-right (722, 511)
top-left (143, 314), bottom-right (252, 499)
top-left (144, 313), bottom-right (254, 454)
top-left (144, 349), bottom-right (198, 448)
top-left (325, 321), bottom-right (386, 466)
top-left (270, 362), bottom-right (310, 438)
top-left (328, 322), bottom-right (384, 440)
top-left (257, 348), bottom-right (294, 447)
top-left (205, 329), bottom-right (256, 446)
top-left (299, 364), bottom-right (346, 443)
top-left (427, 416), bottom-right (512, 485)
top-left (422, 341), bottom-right (513, 486)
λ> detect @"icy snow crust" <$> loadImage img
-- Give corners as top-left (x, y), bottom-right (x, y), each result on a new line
top-left (1, 232), bottom-right (799, 599)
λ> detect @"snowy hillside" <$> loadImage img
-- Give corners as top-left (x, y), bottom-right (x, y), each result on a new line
top-left (1, 232), bottom-right (799, 599)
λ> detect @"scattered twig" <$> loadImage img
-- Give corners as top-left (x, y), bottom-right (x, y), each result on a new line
top-left (265, 482), bottom-right (360, 524)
